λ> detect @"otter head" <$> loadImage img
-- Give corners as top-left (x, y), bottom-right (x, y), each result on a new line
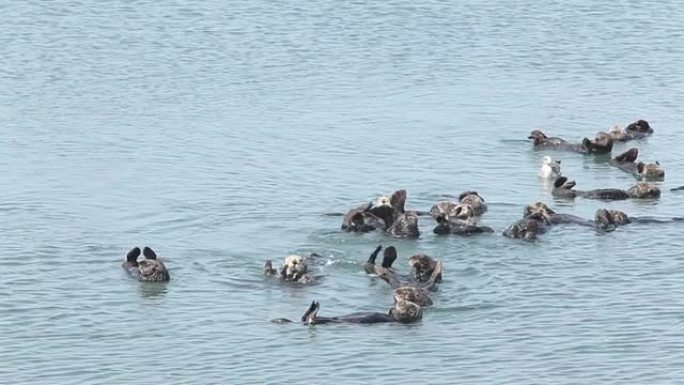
top-left (505, 213), bottom-right (547, 240)
top-left (408, 254), bottom-right (438, 282)
top-left (389, 300), bottom-right (423, 323)
top-left (626, 119), bottom-right (653, 134)
top-left (593, 209), bottom-right (618, 232)
top-left (524, 201), bottom-right (556, 218)
top-left (608, 210), bottom-right (630, 225)
top-left (636, 161), bottom-right (665, 180)
top-left (528, 130), bottom-right (548, 145)
top-left (280, 255), bottom-right (308, 281)
top-left (554, 176), bottom-right (576, 190)
top-left (459, 191), bottom-right (485, 204)
top-left (451, 203), bottom-right (474, 220)
top-left (584, 132), bottom-right (613, 154)
top-left (628, 182), bottom-right (661, 199)
top-left (393, 287), bottom-right (433, 307)
top-left (137, 259), bottom-right (170, 282)
top-left (369, 195), bottom-right (394, 225)
top-left (608, 125), bottom-right (627, 140)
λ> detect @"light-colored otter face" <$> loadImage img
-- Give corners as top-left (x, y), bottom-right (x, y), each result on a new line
top-left (608, 125), bottom-right (627, 140)
top-left (281, 255), bottom-right (308, 281)
top-left (137, 259), bottom-right (170, 282)
top-left (393, 287), bottom-right (433, 307)
top-left (389, 300), bottom-right (423, 323)
top-left (451, 203), bottom-right (474, 220)
top-left (408, 254), bottom-right (437, 282)
top-left (628, 182), bottom-right (661, 199)
top-left (375, 195), bottom-right (391, 208)
top-left (590, 132), bottom-right (614, 153)
top-left (524, 202), bottom-right (556, 218)
top-left (637, 162), bottom-right (665, 180)
top-left (608, 210), bottom-right (630, 225)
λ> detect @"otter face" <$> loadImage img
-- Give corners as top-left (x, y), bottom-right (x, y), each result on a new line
top-left (137, 259), bottom-right (170, 282)
top-left (593, 209), bottom-right (617, 232)
top-left (408, 254), bottom-right (438, 282)
top-left (393, 287), bottom-right (433, 307)
top-left (608, 210), bottom-right (630, 225)
top-left (369, 195), bottom-right (394, 225)
top-left (628, 182), bottom-right (661, 199)
top-left (588, 132), bottom-right (614, 153)
top-left (637, 162), bottom-right (665, 180)
top-left (451, 203), bottom-right (474, 220)
top-left (608, 125), bottom-right (627, 140)
top-left (389, 300), bottom-right (423, 323)
top-left (524, 202), bottom-right (556, 218)
top-left (281, 255), bottom-right (308, 281)
top-left (528, 130), bottom-right (548, 145)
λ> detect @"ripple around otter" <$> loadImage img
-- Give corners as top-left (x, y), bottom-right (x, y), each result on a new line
top-left (3, 0), bottom-right (684, 384)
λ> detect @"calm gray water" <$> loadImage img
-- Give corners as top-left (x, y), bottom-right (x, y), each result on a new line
top-left (2, 1), bottom-right (684, 384)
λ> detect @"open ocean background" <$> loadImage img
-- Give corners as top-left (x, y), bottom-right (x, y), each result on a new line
top-left (2, 1), bottom-right (684, 384)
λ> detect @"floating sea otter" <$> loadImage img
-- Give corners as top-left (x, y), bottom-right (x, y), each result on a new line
top-left (594, 209), bottom-right (684, 228)
top-left (264, 254), bottom-right (317, 284)
top-left (430, 191), bottom-right (492, 234)
top-left (122, 246), bottom-right (170, 282)
top-left (528, 130), bottom-right (613, 154)
top-left (609, 148), bottom-right (664, 181)
top-left (363, 245), bottom-right (442, 307)
top-left (524, 201), bottom-right (616, 232)
top-left (607, 120), bottom-right (654, 142)
top-left (341, 190), bottom-right (421, 238)
top-left (551, 177), bottom-right (661, 200)
top-left (272, 299), bottom-right (423, 325)
top-left (502, 212), bottom-right (550, 240)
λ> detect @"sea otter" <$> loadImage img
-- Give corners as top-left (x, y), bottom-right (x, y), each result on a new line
top-left (609, 148), bottom-right (664, 181)
top-left (272, 299), bottom-right (423, 325)
top-left (122, 246), bottom-right (170, 282)
top-left (552, 177), bottom-right (660, 200)
top-left (524, 202), bottom-right (616, 232)
top-left (594, 209), bottom-right (684, 228)
top-left (432, 214), bottom-right (494, 235)
top-left (529, 130), bottom-right (613, 154)
top-left (264, 254), bottom-right (316, 284)
top-left (340, 201), bottom-right (386, 233)
top-left (363, 246), bottom-right (441, 307)
top-left (607, 120), bottom-right (654, 141)
top-left (369, 190), bottom-right (420, 238)
top-left (503, 212), bottom-right (550, 240)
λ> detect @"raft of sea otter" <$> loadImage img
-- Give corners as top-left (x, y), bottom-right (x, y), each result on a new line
top-left (122, 119), bottom-right (684, 325)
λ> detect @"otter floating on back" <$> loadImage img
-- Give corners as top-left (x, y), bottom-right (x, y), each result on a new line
top-left (122, 246), bottom-right (170, 282)
top-left (264, 254), bottom-right (317, 284)
top-left (551, 177), bottom-right (661, 200)
top-left (273, 299), bottom-right (423, 325)
top-left (609, 148), bottom-right (664, 181)
top-left (529, 130), bottom-right (613, 154)
top-left (607, 120), bottom-right (654, 142)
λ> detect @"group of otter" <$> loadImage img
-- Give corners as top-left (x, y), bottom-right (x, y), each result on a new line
top-left (122, 119), bottom-right (682, 325)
